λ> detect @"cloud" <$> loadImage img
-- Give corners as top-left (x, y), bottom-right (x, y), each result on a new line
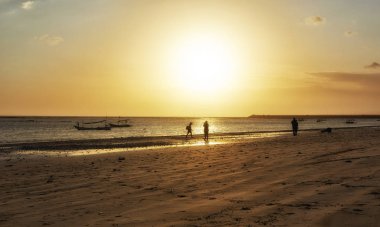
top-left (365, 62), bottom-right (380, 69)
top-left (21, 1), bottom-right (34, 10)
top-left (344, 31), bottom-right (357, 37)
top-left (309, 72), bottom-right (380, 79)
top-left (0, 0), bottom-right (17, 15)
top-left (309, 72), bottom-right (380, 91)
top-left (35, 34), bottom-right (64, 46)
top-left (304, 16), bottom-right (326, 26)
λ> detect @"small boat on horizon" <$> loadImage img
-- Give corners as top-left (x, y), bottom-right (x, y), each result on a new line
top-left (74, 125), bottom-right (111, 130)
top-left (74, 121), bottom-right (111, 130)
top-left (316, 119), bottom-right (325, 123)
top-left (108, 119), bottom-right (132, 128)
top-left (345, 119), bottom-right (356, 124)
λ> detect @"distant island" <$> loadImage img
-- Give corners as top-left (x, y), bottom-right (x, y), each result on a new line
top-left (248, 114), bottom-right (380, 119)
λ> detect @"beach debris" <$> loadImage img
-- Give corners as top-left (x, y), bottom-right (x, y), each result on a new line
top-left (144, 186), bottom-right (158, 191)
top-left (323, 179), bottom-right (335, 185)
top-left (46, 175), bottom-right (54, 183)
top-left (235, 217), bottom-right (242, 222)
top-left (287, 203), bottom-right (315, 210)
top-left (254, 214), bottom-right (278, 225)
top-left (118, 156), bottom-right (125, 161)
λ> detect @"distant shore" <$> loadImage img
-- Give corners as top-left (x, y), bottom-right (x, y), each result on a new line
top-left (1, 114), bottom-right (380, 119)
top-left (249, 114), bottom-right (380, 119)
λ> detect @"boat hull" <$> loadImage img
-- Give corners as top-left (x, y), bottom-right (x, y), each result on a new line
top-left (108, 123), bottom-right (131, 128)
top-left (74, 125), bottom-right (111, 130)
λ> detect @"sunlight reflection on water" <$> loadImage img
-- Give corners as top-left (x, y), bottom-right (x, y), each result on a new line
top-left (2, 116), bottom-right (378, 144)
top-left (8, 131), bottom-right (288, 157)
top-left (11, 141), bottom-right (226, 157)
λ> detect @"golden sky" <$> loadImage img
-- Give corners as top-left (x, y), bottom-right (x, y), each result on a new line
top-left (1, 0), bottom-right (380, 116)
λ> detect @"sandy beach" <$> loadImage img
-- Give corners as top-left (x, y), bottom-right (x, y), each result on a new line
top-left (1, 127), bottom-right (379, 226)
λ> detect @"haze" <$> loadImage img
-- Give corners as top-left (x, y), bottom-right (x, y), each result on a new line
top-left (1, 0), bottom-right (380, 117)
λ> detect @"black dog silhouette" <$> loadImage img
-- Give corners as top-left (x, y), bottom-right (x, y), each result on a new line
top-left (321, 128), bottom-right (332, 133)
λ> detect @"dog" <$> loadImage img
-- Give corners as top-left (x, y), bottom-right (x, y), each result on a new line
top-left (321, 127), bottom-right (332, 133)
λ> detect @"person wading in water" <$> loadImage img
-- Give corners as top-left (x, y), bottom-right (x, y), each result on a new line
top-left (291, 118), bottom-right (299, 136)
top-left (203, 121), bottom-right (209, 141)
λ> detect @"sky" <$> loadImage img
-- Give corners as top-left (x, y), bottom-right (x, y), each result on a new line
top-left (1, 0), bottom-right (380, 117)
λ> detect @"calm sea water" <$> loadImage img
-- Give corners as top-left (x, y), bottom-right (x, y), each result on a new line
top-left (0, 117), bottom-right (379, 144)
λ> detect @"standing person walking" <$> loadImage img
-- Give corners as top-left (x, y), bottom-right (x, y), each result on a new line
top-left (291, 118), bottom-right (299, 136)
top-left (186, 122), bottom-right (193, 139)
top-left (203, 121), bottom-right (209, 141)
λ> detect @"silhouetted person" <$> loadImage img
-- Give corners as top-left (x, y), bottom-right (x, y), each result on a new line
top-left (291, 118), bottom-right (298, 136)
top-left (186, 122), bottom-right (193, 138)
top-left (203, 121), bottom-right (209, 140)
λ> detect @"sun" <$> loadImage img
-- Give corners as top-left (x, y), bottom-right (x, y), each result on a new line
top-left (169, 33), bottom-right (238, 96)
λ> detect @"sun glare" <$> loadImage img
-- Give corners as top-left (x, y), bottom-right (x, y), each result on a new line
top-left (169, 33), bottom-right (238, 96)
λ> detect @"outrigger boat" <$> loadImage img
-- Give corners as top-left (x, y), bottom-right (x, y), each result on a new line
top-left (108, 119), bottom-right (131, 128)
top-left (74, 120), bottom-right (111, 130)
top-left (74, 125), bottom-right (111, 130)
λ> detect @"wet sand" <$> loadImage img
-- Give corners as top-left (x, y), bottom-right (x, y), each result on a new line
top-left (0, 132), bottom-right (271, 152)
top-left (0, 127), bottom-right (379, 226)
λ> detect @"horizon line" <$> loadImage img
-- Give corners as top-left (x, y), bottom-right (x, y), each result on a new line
top-left (1, 114), bottom-right (380, 118)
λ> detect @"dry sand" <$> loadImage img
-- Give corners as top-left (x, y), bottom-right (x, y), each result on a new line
top-left (0, 127), bottom-right (379, 226)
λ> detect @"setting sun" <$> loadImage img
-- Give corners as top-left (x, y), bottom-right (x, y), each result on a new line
top-left (168, 33), bottom-right (239, 96)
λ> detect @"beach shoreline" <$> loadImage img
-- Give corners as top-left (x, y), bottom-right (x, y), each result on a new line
top-left (1, 127), bottom-right (379, 226)
top-left (1, 125), bottom-right (378, 154)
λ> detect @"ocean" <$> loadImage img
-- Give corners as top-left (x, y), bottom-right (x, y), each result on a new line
top-left (1, 116), bottom-right (379, 145)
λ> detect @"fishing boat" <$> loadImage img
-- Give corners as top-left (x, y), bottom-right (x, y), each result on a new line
top-left (345, 119), bottom-right (356, 124)
top-left (108, 119), bottom-right (131, 128)
top-left (316, 119), bottom-right (325, 123)
top-left (74, 120), bottom-right (111, 130)
top-left (74, 125), bottom-right (111, 130)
